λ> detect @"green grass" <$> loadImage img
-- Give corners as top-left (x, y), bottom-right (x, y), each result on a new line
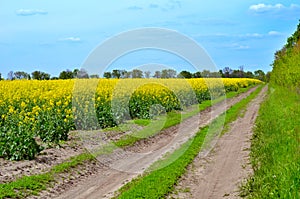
top-left (114, 86), bottom-right (256, 148)
top-left (241, 86), bottom-right (300, 199)
top-left (115, 85), bottom-right (264, 199)
top-left (0, 152), bottom-right (94, 199)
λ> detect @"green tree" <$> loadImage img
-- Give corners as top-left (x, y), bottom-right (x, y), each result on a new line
top-left (178, 70), bottom-right (192, 78)
top-left (14, 71), bottom-right (31, 80)
top-left (131, 69), bottom-right (143, 78)
top-left (192, 71), bottom-right (202, 78)
top-left (254, 70), bottom-right (266, 81)
top-left (153, 71), bottom-right (161, 78)
top-left (161, 69), bottom-right (176, 78)
top-left (90, 74), bottom-right (99, 78)
top-left (31, 71), bottom-right (50, 80)
top-left (112, 69), bottom-right (121, 79)
top-left (245, 71), bottom-right (254, 78)
top-left (144, 71), bottom-right (151, 78)
top-left (73, 69), bottom-right (79, 78)
top-left (265, 71), bottom-right (271, 82)
top-left (222, 67), bottom-right (232, 78)
top-left (201, 70), bottom-right (211, 78)
top-left (59, 70), bottom-right (74, 79)
top-left (103, 72), bottom-right (112, 79)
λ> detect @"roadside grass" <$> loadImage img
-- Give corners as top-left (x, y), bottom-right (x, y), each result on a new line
top-left (115, 85), bottom-right (264, 199)
top-left (0, 86), bottom-right (256, 199)
top-left (241, 86), bottom-right (300, 198)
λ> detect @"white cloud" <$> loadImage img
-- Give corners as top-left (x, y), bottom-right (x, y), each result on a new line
top-left (59, 37), bottom-right (81, 42)
top-left (16, 9), bottom-right (48, 16)
top-left (231, 43), bottom-right (250, 50)
top-left (195, 32), bottom-right (278, 39)
top-left (242, 33), bottom-right (263, 38)
top-left (249, 3), bottom-right (300, 17)
top-left (268, 31), bottom-right (283, 36)
top-left (249, 3), bottom-right (284, 12)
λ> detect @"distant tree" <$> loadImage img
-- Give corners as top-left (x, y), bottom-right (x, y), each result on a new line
top-left (90, 74), bottom-right (99, 78)
top-left (144, 71), bottom-right (151, 78)
top-left (73, 69), bottom-right (79, 77)
top-left (131, 69), bottom-right (143, 78)
top-left (210, 71), bottom-right (222, 78)
top-left (254, 70), bottom-right (266, 81)
top-left (219, 70), bottom-right (225, 78)
top-left (153, 71), bottom-right (161, 78)
top-left (0, 73), bottom-right (2, 81)
top-left (77, 68), bottom-right (89, 79)
top-left (223, 67), bottom-right (233, 78)
top-left (161, 69), bottom-right (176, 78)
top-left (245, 71), bottom-right (254, 78)
top-left (51, 77), bottom-right (59, 80)
top-left (265, 71), bottom-right (271, 82)
top-left (120, 70), bottom-right (127, 78)
top-left (103, 72), bottom-right (112, 79)
top-left (231, 70), bottom-right (240, 78)
top-left (31, 71), bottom-right (50, 80)
top-left (7, 71), bottom-right (15, 80)
top-left (178, 70), bottom-right (192, 78)
top-left (123, 71), bottom-right (132, 78)
top-left (201, 70), bottom-right (211, 78)
top-left (192, 71), bottom-right (202, 78)
top-left (14, 71), bottom-right (31, 80)
top-left (112, 69), bottom-right (121, 79)
top-left (238, 65), bottom-right (245, 78)
top-left (59, 70), bottom-right (73, 79)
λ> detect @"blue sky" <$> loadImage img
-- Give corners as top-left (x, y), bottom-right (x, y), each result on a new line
top-left (0, 0), bottom-right (300, 77)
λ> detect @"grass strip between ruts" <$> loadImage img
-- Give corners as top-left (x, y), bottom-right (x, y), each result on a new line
top-left (115, 85), bottom-right (264, 199)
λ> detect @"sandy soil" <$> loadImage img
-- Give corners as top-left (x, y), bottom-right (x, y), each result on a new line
top-left (0, 133), bottom-right (85, 184)
top-left (53, 86), bottom-right (258, 199)
top-left (168, 86), bottom-right (267, 199)
top-left (0, 124), bottom-right (144, 185)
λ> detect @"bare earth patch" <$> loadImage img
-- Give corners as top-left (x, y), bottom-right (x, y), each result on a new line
top-left (0, 133), bottom-right (84, 184)
top-left (168, 86), bottom-right (267, 199)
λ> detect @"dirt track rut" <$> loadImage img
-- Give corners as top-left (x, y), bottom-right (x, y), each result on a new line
top-left (168, 86), bottom-right (267, 199)
top-left (52, 86), bottom-right (259, 199)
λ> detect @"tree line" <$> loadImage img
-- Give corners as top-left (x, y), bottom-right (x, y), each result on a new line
top-left (0, 66), bottom-right (269, 82)
top-left (0, 68), bottom-right (92, 81)
top-left (103, 67), bottom-right (269, 81)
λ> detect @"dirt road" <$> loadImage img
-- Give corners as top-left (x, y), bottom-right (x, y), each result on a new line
top-left (47, 86), bottom-right (259, 199)
top-left (169, 86), bottom-right (267, 199)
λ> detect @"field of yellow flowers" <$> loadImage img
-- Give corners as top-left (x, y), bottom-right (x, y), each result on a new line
top-left (0, 78), bottom-right (261, 160)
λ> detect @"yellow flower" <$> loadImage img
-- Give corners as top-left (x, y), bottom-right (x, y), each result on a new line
top-left (21, 101), bottom-right (26, 108)
top-left (9, 107), bottom-right (14, 113)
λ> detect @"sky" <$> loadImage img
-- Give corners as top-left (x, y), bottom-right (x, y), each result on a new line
top-left (0, 0), bottom-right (300, 78)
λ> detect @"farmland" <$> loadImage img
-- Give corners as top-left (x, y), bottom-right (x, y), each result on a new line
top-left (0, 78), bottom-right (261, 161)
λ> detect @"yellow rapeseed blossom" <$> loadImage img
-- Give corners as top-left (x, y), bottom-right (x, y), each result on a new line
top-left (0, 78), bottom-right (261, 137)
